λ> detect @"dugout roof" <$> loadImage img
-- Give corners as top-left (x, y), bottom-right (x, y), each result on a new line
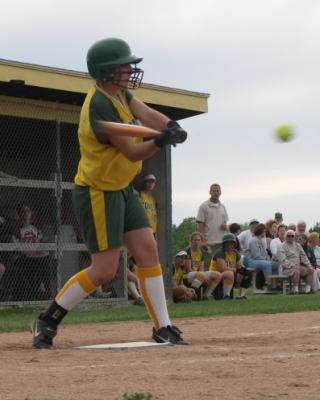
top-left (0, 58), bottom-right (209, 120)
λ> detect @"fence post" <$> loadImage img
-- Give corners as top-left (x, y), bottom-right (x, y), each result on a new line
top-left (55, 119), bottom-right (63, 291)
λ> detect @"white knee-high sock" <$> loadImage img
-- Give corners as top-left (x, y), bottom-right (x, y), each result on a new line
top-left (136, 265), bottom-right (171, 330)
top-left (55, 269), bottom-right (97, 310)
top-left (128, 281), bottom-right (141, 300)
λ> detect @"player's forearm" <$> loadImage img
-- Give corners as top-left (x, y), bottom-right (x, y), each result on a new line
top-left (130, 97), bottom-right (170, 130)
top-left (141, 108), bottom-right (170, 131)
top-left (109, 134), bottom-right (160, 162)
top-left (185, 260), bottom-right (192, 273)
top-left (126, 140), bottom-right (160, 162)
top-left (197, 223), bottom-right (206, 240)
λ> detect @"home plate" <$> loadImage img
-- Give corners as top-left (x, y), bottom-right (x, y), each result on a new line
top-left (74, 341), bottom-right (172, 350)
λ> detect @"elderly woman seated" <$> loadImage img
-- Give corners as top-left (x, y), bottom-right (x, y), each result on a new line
top-left (277, 230), bottom-right (315, 294)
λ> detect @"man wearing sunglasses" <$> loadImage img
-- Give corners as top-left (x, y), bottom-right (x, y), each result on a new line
top-left (277, 230), bottom-right (315, 294)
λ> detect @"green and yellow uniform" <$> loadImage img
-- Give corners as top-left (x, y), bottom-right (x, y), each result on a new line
top-left (209, 248), bottom-right (240, 272)
top-left (139, 191), bottom-right (157, 234)
top-left (75, 85), bottom-right (141, 190)
top-left (173, 266), bottom-right (187, 286)
top-left (185, 246), bottom-right (205, 271)
top-left (73, 85), bottom-right (150, 253)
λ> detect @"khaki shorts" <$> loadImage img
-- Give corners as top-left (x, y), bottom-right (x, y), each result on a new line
top-left (185, 271), bottom-right (212, 285)
top-left (282, 265), bottom-right (309, 277)
top-left (72, 185), bottom-right (150, 253)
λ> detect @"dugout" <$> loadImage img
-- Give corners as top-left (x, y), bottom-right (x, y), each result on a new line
top-left (0, 59), bottom-right (209, 305)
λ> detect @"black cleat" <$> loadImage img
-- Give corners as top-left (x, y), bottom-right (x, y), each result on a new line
top-left (133, 297), bottom-right (145, 306)
top-left (31, 318), bottom-right (57, 349)
top-left (152, 325), bottom-right (189, 345)
top-left (194, 285), bottom-right (204, 301)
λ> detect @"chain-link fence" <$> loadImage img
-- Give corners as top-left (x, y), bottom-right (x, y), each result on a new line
top-left (0, 99), bottom-right (128, 306)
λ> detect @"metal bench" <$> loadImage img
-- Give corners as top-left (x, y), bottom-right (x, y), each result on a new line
top-left (247, 268), bottom-right (292, 295)
top-left (267, 274), bottom-right (292, 295)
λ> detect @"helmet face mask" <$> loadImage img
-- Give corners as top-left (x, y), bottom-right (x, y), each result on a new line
top-left (87, 38), bottom-right (144, 89)
top-left (127, 66), bottom-right (144, 89)
top-left (106, 64), bottom-right (144, 89)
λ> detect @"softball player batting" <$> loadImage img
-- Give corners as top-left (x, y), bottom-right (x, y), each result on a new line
top-left (31, 37), bottom-right (188, 349)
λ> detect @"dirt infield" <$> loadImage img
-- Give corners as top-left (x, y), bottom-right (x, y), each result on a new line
top-left (1, 311), bottom-right (320, 400)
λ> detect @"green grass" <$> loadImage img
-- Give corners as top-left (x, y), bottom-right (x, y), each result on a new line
top-left (1, 291), bottom-right (320, 333)
top-left (117, 393), bottom-right (154, 400)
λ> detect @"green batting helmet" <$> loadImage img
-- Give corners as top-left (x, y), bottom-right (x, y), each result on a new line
top-left (222, 233), bottom-right (237, 244)
top-left (87, 38), bottom-right (144, 87)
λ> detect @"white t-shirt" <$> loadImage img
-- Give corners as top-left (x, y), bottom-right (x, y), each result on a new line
top-left (237, 229), bottom-right (253, 252)
top-left (196, 199), bottom-right (228, 245)
top-left (270, 237), bottom-right (284, 260)
top-left (313, 246), bottom-right (320, 267)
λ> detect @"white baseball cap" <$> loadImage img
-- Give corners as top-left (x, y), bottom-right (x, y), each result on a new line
top-left (175, 250), bottom-right (188, 257)
top-left (286, 229), bottom-right (296, 237)
top-left (144, 174), bottom-right (156, 181)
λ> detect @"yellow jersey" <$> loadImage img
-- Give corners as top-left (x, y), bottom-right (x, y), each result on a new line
top-left (209, 249), bottom-right (240, 272)
top-left (173, 266), bottom-right (187, 285)
top-left (139, 191), bottom-right (157, 234)
top-left (75, 85), bottom-right (142, 191)
top-left (185, 246), bottom-right (205, 271)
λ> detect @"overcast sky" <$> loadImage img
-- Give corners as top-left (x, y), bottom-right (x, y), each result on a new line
top-left (2, 0), bottom-right (320, 228)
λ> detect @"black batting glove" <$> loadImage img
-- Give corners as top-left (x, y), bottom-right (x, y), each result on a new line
top-left (167, 120), bottom-right (181, 129)
top-left (154, 127), bottom-right (187, 148)
top-left (154, 120), bottom-right (187, 148)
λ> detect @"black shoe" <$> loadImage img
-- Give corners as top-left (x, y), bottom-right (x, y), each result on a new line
top-left (152, 325), bottom-right (189, 345)
top-left (194, 285), bottom-right (204, 301)
top-left (133, 297), bottom-right (145, 306)
top-left (31, 318), bottom-right (57, 349)
top-left (223, 295), bottom-right (232, 300)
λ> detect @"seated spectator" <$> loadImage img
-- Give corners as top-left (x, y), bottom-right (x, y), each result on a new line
top-left (185, 232), bottom-right (222, 300)
top-left (12, 205), bottom-right (50, 301)
top-left (127, 255), bottom-right (145, 306)
top-left (287, 223), bottom-right (296, 232)
top-left (308, 232), bottom-right (320, 267)
top-left (238, 218), bottom-right (259, 258)
top-left (296, 220), bottom-right (307, 239)
top-left (308, 232), bottom-right (320, 287)
top-left (277, 230), bottom-right (314, 294)
top-left (172, 251), bottom-right (196, 303)
top-left (245, 223), bottom-right (279, 288)
top-left (265, 219), bottom-right (278, 258)
top-left (209, 234), bottom-right (238, 300)
top-left (270, 224), bottom-right (286, 261)
top-left (298, 234), bottom-right (316, 266)
top-left (298, 233), bottom-right (320, 292)
top-left (228, 223), bottom-right (241, 251)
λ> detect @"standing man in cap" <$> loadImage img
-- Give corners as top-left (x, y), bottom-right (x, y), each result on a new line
top-left (140, 174), bottom-right (158, 239)
top-left (274, 212), bottom-right (283, 226)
